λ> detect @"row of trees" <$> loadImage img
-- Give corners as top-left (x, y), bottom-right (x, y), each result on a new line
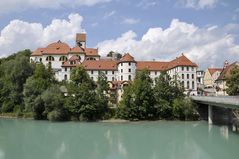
top-left (0, 50), bottom-right (197, 121)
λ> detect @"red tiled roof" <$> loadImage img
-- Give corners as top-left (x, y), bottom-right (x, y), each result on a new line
top-left (208, 68), bottom-right (223, 75)
top-left (81, 60), bottom-right (117, 70)
top-left (43, 40), bottom-right (70, 55)
top-left (217, 62), bottom-right (239, 81)
top-left (120, 53), bottom-right (135, 62)
top-left (167, 54), bottom-right (198, 69)
top-left (32, 48), bottom-right (44, 56)
top-left (69, 46), bottom-right (84, 53)
top-left (62, 60), bottom-right (81, 67)
top-left (136, 61), bottom-right (169, 71)
top-left (85, 48), bottom-right (99, 56)
top-left (69, 55), bottom-right (79, 61)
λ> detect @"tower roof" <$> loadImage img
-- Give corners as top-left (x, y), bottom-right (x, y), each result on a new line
top-left (44, 40), bottom-right (70, 55)
top-left (119, 53), bottom-right (135, 63)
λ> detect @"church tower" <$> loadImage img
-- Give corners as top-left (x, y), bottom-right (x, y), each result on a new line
top-left (76, 33), bottom-right (86, 48)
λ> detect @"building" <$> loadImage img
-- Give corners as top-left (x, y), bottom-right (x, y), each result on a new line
top-left (196, 70), bottom-right (205, 95)
top-left (30, 33), bottom-right (198, 101)
top-left (215, 61), bottom-right (239, 96)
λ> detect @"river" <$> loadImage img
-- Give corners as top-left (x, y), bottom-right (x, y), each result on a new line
top-left (0, 119), bottom-right (238, 159)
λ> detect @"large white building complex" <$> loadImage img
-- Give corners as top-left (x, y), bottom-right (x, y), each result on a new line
top-left (30, 33), bottom-right (198, 98)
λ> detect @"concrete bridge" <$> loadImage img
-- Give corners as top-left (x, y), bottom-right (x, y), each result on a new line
top-left (192, 96), bottom-right (239, 125)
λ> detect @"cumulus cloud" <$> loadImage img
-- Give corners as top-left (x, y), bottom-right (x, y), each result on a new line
top-left (178, 0), bottom-right (218, 9)
top-left (97, 19), bottom-right (239, 68)
top-left (0, 13), bottom-right (85, 57)
top-left (0, 0), bottom-right (111, 15)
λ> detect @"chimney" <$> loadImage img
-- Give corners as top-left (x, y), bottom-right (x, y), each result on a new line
top-left (76, 33), bottom-right (86, 48)
top-left (224, 60), bottom-right (229, 69)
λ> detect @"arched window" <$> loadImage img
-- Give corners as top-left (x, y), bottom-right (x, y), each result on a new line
top-left (39, 58), bottom-right (42, 62)
top-left (59, 56), bottom-right (68, 61)
top-left (182, 74), bottom-right (184, 79)
top-left (192, 81), bottom-right (195, 90)
top-left (46, 56), bottom-right (54, 61)
top-left (64, 74), bottom-right (67, 80)
top-left (187, 81), bottom-right (190, 89)
top-left (128, 75), bottom-right (131, 81)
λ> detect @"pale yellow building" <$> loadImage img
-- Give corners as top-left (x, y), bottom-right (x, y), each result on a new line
top-left (204, 68), bottom-right (222, 88)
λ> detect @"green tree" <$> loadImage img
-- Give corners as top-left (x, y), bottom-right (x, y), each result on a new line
top-left (154, 71), bottom-right (184, 119)
top-left (118, 69), bottom-right (156, 120)
top-left (66, 66), bottom-right (104, 121)
top-left (106, 51), bottom-right (122, 59)
top-left (226, 65), bottom-right (239, 95)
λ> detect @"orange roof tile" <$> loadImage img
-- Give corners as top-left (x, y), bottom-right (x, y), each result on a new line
top-left (81, 60), bottom-right (117, 70)
top-left (208, 68), bottom-right (223, 75)
top-left (62, 60), bottom-right (81, 67)
top-left (76, 33), bottom-right (86, 42)
top-left (136, 61), bottom-right (169, 71)
top-left (69, 55), bottom-right (79, 61)
top-left (69, 46), bottom-right (84, 53)
top-left (120, 53), bottom-right (135, 62)
top-left (31, 48), bottom-right (44, 56)
top-left (85, 48), bottom-right (99, 56)
top-left (167, 54), bottom-right (198, 69)
top-left (43, 40), bottom-right (70, 55)
top-left (217, 62), bottom-right (239, 81)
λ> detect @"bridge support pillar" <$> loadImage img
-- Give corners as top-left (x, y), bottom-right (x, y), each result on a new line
top-left (208, 105), bottom-right (213, 124)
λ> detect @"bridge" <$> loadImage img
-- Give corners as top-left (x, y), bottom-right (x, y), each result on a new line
top-left (192, 96), bottom-right (239, 124)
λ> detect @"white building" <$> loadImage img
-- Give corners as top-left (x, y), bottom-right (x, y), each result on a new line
top-left (31, 33), bottom-right (198, 100)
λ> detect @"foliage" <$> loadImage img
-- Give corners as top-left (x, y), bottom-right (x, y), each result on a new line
top-left (106, 51), bottom-right (122, 59)
top-left (226, 65), bottom-right (239, 95)
top-left (118, 69), bottom-right (156, 120)
top-left (154, 71), bottom-right (185, 119)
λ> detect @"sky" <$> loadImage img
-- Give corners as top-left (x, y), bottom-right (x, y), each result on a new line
top-left (0, 0), bottom-right (239, 69)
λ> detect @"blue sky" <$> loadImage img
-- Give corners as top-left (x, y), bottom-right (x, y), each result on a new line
top-left (0, 0), bottom-right (239, 68)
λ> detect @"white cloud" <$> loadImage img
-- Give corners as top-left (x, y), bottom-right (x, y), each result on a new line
top-left (0, 13), bottom-right (85, 57)
top-left (179, 0), bottom-right (218, 9)
top-left (103, 10), bottom-right (116, 19)
top-left (97, 19), bottom-right (239, 68)
top-left (137, 0), bottom-right (159, 9)
top-left (123, 18), bottom-right (140, 25)
top-left (0, 0), bottom-right (111, 15)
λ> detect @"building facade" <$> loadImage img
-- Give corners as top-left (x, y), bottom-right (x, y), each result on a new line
top-left (30, 33), bottom-right (198, 100)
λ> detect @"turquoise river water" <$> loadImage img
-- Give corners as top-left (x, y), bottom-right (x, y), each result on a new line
top-left (0, 119), bottom-right (239, 159)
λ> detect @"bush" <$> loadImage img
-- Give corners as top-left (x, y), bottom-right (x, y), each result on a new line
top-left (47, 109), bottom-right (69, 121)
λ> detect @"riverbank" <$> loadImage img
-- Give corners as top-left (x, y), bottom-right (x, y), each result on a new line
top-left (0, 112), bottom-right (33, 120)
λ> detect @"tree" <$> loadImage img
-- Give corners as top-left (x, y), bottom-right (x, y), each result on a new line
top-left (66, 66), bottom-right (105, 121)
top-left (226, 65), bottom-right (239, 95)
top-left (0, 50), bottom-right (34, 112)
top-left (106, 51), bottom-right (122, 59)
top-left (154, 71), bottom-right (184, 119)
top-left (118, 69), bottom-right (156, 120)
top-left (23, 63), bottom-right (55, 113)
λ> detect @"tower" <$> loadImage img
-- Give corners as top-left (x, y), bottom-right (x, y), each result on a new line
top-left (76, 33), bottom-right (86, 48)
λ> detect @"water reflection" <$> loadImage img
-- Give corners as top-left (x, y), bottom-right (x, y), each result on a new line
top-left (0, 120), bottom-right (239, 159)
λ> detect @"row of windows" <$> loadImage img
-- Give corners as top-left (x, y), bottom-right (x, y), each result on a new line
top-left (121, 75), bottom-right (131, 81)
top-left (181, 66), bottom-right (194, 71)
top-left (182, 81), bottom-right (195, 90)
top-left (120, 69), bottom-right (132, 73)
top-left (182, 73), bottom-right (195, 80)
top-left (91, 70), bottom-right (115, 75)
top-left (120, 62), bottom-right (132, 66)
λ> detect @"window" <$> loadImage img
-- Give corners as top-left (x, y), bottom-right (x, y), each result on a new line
top-left (65, 68), bottom-right (67, 72)
top-left (112, 77), bottom-right (114, 81)
top-left (128, 69), bottom-right (131, 72)
top-left (129, 75), bottom-right (131, 81)
top-left (112, 71), bottom-right (114, 74)
top-left (91, 77), bottom-right (94, 80)
top-left (39, 58), bottom-right (42, 62)
top-left (155, 71), bottom-right (157, 75)
top-left (187, 67), bottom-right (189, 71)
top-left (105, 71), bottom-right (108, 74)
top-left (192, 74), bottom-right (194, 79)
top-left (64, 74), bottom-right (67, 80)
top-left (182, 67), bottom-right (184, 71)
top-left (187, 74), bottom-right (189, 79)
top-left (121, 69), bottom-right (123, 73)
top-left (182, 81), bottom-right (185, 88)
top-left (129, 62), bottom-right (131, 66)
top-left (46, 56), bottom-right (54, 61)
top-left (187, 81), bottom-right (190, 89)
top-left (192, 67), bottom-right (194, 71)
top-left (121, 76), bottom-right (123, 81)
top-left (182, 74), bottom-right (184, 79)
top-left (59, 56), bottom-right (68, 61)
top-left (91, 70), bottom-right (93, 74)
top-left (121, 63), bottom-right (123, 66)
top-left (192, 81), bottom-right (195, 90)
